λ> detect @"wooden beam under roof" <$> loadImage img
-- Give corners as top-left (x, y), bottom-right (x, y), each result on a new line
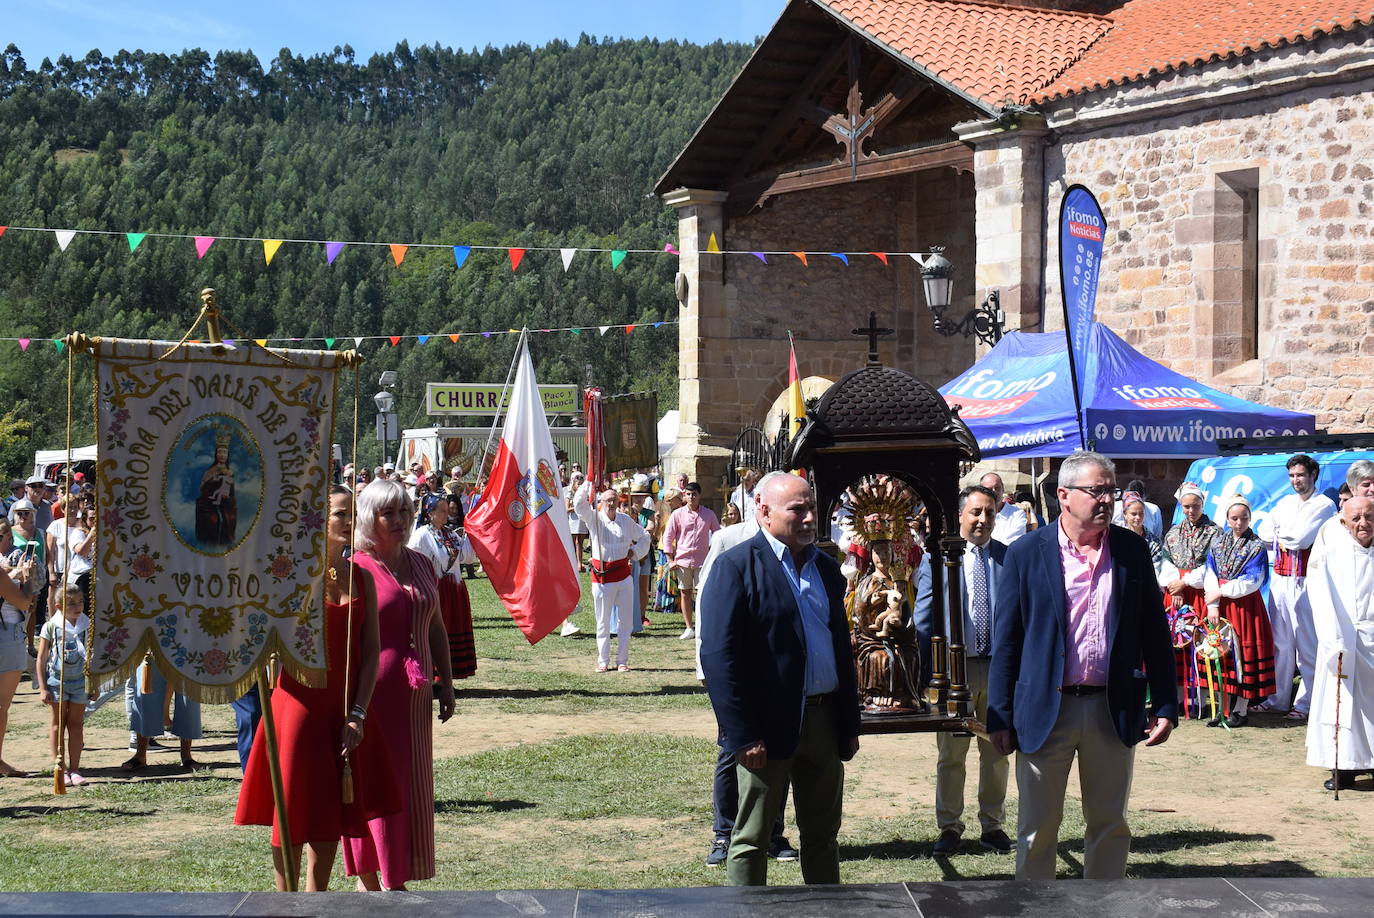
top-left (726, 140), bottom-right (972, 215)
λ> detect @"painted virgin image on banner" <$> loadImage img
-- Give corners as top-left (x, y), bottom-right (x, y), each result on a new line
top-left (165, 415), bottom-right (263, 555)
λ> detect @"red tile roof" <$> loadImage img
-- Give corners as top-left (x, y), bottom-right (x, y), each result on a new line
top-left (1038, 0), bottom-right (1374, 100)
top-left (817, 0), bottom-right (1113, 107)
top-left (816, 0), bottom-right (1374, 108)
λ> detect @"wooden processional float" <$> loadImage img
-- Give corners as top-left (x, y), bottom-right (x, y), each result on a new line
top-left (61, 289), bottom-right (362, 891)
top-left (786, 312), bottom-right (984, 737)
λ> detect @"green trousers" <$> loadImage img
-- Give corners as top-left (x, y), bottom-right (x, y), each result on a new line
top-left (727, 696), bottom-right (844, 885)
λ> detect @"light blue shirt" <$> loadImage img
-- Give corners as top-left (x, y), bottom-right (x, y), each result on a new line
top-left (760, 528), bottom-right (839, 697)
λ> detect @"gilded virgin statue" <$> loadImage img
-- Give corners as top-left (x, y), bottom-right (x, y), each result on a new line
top-left (844, 476), bottom-right (923, 714)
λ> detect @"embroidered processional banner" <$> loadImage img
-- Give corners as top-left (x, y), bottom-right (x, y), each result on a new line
top-left (88, 338), bottom-right (344, 702)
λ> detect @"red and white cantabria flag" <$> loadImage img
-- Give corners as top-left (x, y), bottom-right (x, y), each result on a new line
top-left (466, 339), bottom-right (581, 643)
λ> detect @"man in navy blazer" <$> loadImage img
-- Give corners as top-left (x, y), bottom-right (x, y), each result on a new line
top-left (700, 472), bottom-right (861, 886)
top-left (914, 484), bottom-right (1013, 856)
top-left (987, 452), bottom-right (1177, 880)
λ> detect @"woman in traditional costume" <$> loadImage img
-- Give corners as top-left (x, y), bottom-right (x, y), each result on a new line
top-left (236, 486), bottom-right (399, 890)
top-left (1203, 494), bottom-right (1274, 728)
top-left (0, 519), bottom-right (39, 777)
top-left (1122, 491), bottom-right (1164, 572)
top-left (408, 493), bottom-right (477, 681)
top-left (342, 480), bottom-right (455, 890)
top-left (1159, 483), bottom-right (1219, 714)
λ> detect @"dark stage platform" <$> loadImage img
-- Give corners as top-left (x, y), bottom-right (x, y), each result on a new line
top-left (1, 878), bottom-right (1368, 918)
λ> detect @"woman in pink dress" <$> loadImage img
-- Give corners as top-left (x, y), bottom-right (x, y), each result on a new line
top-left (342, 480), bottom-right (456, 890)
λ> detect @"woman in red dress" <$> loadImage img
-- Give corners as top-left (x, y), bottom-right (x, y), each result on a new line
top-left (342, 479), bottom-right (455, 890)
top-left (1204, 494), bottom-right (1275, 728)
top-left (236, 486), bottom-right (399, 890)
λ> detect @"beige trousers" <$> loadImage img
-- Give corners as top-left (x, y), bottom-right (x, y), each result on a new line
top-left (1015, 692), bottom-right (1135, 880)
top-left (935, 657), bottom-right (1010, 835)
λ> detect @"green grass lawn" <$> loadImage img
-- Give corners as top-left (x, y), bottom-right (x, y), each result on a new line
top-left (0, 571), bottom-right (1370, 891)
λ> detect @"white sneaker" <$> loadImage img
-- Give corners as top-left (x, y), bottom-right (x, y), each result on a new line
top-left (560, 621), bottom-right (581, 637)
top-left (679, 628), bottom-right (696, 640)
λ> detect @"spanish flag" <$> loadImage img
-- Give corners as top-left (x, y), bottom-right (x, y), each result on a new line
top-left (787, 336), bottom-right (804, 435)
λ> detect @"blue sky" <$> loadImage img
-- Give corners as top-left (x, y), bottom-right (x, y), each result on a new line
top-left (7, 0), bottom-right (782, 63)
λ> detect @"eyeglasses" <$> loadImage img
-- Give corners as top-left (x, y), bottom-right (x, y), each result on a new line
top-left (1064, 485), bottom-right (1122, 501)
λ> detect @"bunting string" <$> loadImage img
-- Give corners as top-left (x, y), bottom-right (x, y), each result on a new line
top-left (0, 224), bottom-right (941, 268)
top-left (0, 320), bottom-right (678, 353)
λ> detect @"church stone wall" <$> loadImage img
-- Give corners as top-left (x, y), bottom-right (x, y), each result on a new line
top-left (1042, 34), bottom-right (1374, 433)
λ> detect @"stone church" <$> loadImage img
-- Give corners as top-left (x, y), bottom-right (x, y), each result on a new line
top-left (655, 0), bottom-right (1374, 502)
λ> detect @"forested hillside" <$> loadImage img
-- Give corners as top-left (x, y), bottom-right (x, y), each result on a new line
top-left (0, 37), bottom-right (751, 469)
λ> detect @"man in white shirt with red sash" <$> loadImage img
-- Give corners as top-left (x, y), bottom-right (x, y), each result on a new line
top-left (1256, 454), bottom-right (1336, 719)
top-left (575, 482), bottom-right (650, 673)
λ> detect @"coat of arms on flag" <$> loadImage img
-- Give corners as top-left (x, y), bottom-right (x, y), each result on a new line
top-left (87, 336), bottom-right (347, 702)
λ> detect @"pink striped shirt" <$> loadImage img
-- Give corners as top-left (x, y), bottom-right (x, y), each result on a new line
top-left (1058, 521), bottom-right (1112, 687)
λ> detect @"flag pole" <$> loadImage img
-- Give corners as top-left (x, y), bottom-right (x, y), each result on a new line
top-left (477, 329), bottom-right (527, 491)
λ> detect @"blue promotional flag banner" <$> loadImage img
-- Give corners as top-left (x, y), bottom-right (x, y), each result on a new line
top-left (941, 323), bottom-right (1316, 460)
top-left (1058, 184), bottom-right (1106, 441)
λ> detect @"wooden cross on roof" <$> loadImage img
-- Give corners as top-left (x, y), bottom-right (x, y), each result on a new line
top-left (852, 311), bottom-right (894, 367)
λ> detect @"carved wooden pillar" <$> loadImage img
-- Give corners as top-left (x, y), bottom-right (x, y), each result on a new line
top-left (942, 532), bottom-right (970, 716)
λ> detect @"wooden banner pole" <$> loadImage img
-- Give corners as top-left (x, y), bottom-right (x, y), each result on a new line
top-left (254, 663), bottom-right (298, 891)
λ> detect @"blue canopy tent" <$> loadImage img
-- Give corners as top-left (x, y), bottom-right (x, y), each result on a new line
top-left (940, 323), bottom-right (1317, 459)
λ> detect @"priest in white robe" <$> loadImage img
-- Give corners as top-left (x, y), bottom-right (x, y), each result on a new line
top-left (1305, 497), bottom-right (1374, 790)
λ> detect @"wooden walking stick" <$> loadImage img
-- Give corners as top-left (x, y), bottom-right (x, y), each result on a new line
top-left (1333, 651), bottom-right (1346, 801)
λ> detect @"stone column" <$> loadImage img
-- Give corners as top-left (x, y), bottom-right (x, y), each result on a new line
top-left (954, 113), bottom-right (1050, 335)
top-left (661, 188), bottom-right (733, 496)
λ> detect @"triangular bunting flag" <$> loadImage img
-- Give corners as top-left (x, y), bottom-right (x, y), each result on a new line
top-left (482, 332), bottom-right (493, 339)
top-left (194, 236), bottom-right (215, 258)
top-left (508, 329), bottom-right (519, 334)
top-left (599, 326), bottom-right (611, 336)
top-left (453, 245), bottom-right (470, 268)
top-left (325, 242), bottom-right (345, 265)
top-left (18, 339), bottom-right (29, 351)
top-left (653, 321), bottom-right (663, 328)
top-left (354, 337), bottom-right (364, 348)
top-left (706, 233), bottom-right (721, 254)
top-left (55, 230), bottom-right (76, 251)
top-left (830, 253), bottom-right (849, 265)
top-left (324, 338), bottom-right (336, 349)
top-left (388, 336), bottom-right (401, 346)
top-left (417, 335), bottom-right (430, 345)
top-left (663, 243), bottom-right (679, 255)
top-left (389, 244), bottom-right (408, 267)
top-left (908, 253), bottom-right (925, 264)
top-left (126, 232), bottom-right (146, 252)
top-left (610, 250), bottom-right (627, 270)
top-left (571, 328), bottom-right (582, 335)
top-left (624, 324), bottom-right (635, 335)
top-left (792, 252), bottom-right (809, 266)
top-left (0, 226), bottom-right (7, 238)
top-left (870, 252), bottom-right (889, 265)
top-left (264, 239), bottom-right (283, 265)
top-left (449, 334), bottom-right (460, 343)
top-left (508, 248), bottom-right (525, 271)
top-left (560, 248), bottom-right (576, 271)
top-left (255, 339), bottom-right (268, 348)
top-left (53, 339), bottom-right (64, 353)
top-left (751, 252), bottom-right (768, 263)
top-left (223, 339), bottom-right (235, 347)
